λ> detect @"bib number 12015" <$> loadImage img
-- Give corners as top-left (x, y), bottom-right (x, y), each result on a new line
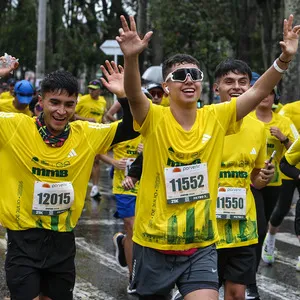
top-left (37, 192), bottom-right (71, 205)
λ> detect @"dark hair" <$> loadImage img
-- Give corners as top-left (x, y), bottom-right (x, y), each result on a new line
top-left (162, 54), bottom-right (201, 80)
top-left (29, 95), bottom-right (38, 113)
top-left (40, 70), bottom-right (79, 97)
top-left (214, 59), bottom-right (252, 82)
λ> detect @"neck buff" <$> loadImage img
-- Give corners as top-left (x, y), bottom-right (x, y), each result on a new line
top-left (36, 113), bottom-right (70, 147)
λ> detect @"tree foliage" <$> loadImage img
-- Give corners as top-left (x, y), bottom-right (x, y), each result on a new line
top-left (0, 0), bottom-right (297, 101)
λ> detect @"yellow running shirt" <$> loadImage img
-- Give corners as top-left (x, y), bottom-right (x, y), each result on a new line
top-left (250, 111), bottom-right (297, 186)
top-left (278, 101), bottom-right (300, 132)
top-left (160, 95), bottom-right (170, 107)
top-left (285, 137), bottom-right (300, 165)
top-left (132, 98), bottom-right (241, 250)
top-left (0, 98), bottom-right (32, 116)
top-left (111, 135), bottom-right (142, 196)
top-left (0, 91), bottom-right (13, 99)
top-left (278, 101), bottom-right (300, 175)
top-left (217, 115), bottom-right (266, 248)
top-left (0, 113), bottom-right (118, 231)
top-left (75, 94), bottom-right (107, 123)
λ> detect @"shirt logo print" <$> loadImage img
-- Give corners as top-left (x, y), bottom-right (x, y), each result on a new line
top-left (201, 134), bottom-right (211, 144)
top-left (68, 149), bottom-right (77, 158)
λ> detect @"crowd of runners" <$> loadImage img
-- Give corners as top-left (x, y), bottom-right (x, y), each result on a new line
top-left (0, 13), bottom-right (300, 300)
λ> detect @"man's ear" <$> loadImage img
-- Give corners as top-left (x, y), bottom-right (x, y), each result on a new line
top-left (162, 82), bottom-right (169, 94)
top-left (213, 83), bottom-right (219, 95)
top-left (38, 94), bottom-right (43, 108)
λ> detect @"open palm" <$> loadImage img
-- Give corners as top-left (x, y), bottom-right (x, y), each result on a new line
top-left (116, 15), bottom-right (153, 57)
top-left (280, 14), bottom-right (300, 57)
top-left (100, 60), bottom-right (125, 98)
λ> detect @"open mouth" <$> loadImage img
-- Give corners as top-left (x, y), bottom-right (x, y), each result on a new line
top-left (182, 88), bottom-right (195, 95)
top-left (53, 116), bottom-right (66, 122)
top-left (230, 93), bottom-right (242, 97)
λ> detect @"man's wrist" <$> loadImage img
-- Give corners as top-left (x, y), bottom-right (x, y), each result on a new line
top-left (281, 137), bottom-right (289, 144)
top-left (116, 93), bottom-right (126, 98)
top-left (279, 53), bottom-right (293, 62)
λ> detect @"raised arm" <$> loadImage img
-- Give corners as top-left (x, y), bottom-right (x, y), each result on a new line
top-left (116, 15), bottom-right (153, 126)
top-left (236, 15), bottom-right (300, 120)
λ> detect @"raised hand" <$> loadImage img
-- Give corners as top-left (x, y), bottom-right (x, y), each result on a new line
top-left (100, 60), bottom-right (125, 98)
top-left (280, 14), bottom-right (300, 60)
top-left (116, 15), bottom-right (153, 57)
top-left (0, 55), bottom-right (19, 77)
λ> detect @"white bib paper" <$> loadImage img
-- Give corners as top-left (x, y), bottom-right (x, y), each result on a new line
top-left (164, 163), bottom-right (210, 204)
top-left (32, 181), bottom-right (75, 216)
top-left (216, 187), bottom-right (246, 220)
top-left (125, 158), bottom-right (136, 176)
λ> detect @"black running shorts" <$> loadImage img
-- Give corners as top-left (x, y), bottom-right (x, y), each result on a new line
top-left (5, 228), bottom-right (76, 300)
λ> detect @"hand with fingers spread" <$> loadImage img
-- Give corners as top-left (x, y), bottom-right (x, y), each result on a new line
top-left (116, 15), bottom-right (153, 57)
top-left (0, 55), bottom-right (19, 77)
top-left (279, 14), bottom-right (300, 61)
top-left (100, 60), bottom-right (126, 98)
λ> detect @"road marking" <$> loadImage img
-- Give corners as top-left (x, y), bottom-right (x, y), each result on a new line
top-left (78, 219), bottom-right (123, 226)
top-left (257, 274), bottom-right (300, 299)
top-left (74, 277), bottom-right (117, 300)
top-left (75, 237), bottom-right (128, 276)
top-left (0, 238), bottom-right (6, 250)
top-left (276, 232), bottom-right (299, 247)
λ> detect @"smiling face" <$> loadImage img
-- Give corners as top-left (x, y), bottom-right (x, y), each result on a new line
top-left (214, 71), bottom-right (251, 102)
top-left (38, 90), bottom-right (77, 136)
top-left (163, 63), bottom-right (202, 106)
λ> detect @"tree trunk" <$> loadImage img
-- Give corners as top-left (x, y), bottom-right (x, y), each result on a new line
top-left (137, 0), bottom-right (148, 73)
top-left (281, 0), bottom-right (300, 103)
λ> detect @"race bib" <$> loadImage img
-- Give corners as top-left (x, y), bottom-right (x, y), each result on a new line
top-left (216, 187), bottom-right (246, 220)
top-left (164, 163), bottom-right (210, 204)
top-left (125, 158), bottom-right (136, 176)
top-left (32, 181), bottom-right (75, 216)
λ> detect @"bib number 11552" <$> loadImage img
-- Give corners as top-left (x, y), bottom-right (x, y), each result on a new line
top-left (165, 163), bottom-right (210, 204)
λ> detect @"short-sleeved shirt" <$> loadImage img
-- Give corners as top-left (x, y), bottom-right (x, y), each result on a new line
top-left (217, 115), bottom-right (266, 249)
top-left (111, 135), bottom-right (142, 196)
top-left (0, 113), bottom-right (118, 231)
top-left (0, 98), bottom-right (32, 116)
top-left (278, 101), bottom-right (300, 177)
top-left (250, 111), bottom-right (298, 186)
top-left (132, 98), bottom-right (241, 251)
top-left (75, 94), bottom-right (107, 123)
top-left (285, 137), bottom-right (300, 166)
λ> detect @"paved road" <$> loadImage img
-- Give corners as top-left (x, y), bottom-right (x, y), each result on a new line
top-left (0, 166), bottom-right (300, 299)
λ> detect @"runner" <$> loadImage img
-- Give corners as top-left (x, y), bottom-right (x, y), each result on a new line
top-left (213, 60), bottom-right (274, 300)
top-left (116, 14), bottom-right (300, 300)
top-left (247, 85), bottom-right (298, 299)
top-left (0, 78), bottom-right (16, 99)
top-left (263, 99), bottom-right (300, 270)
top-left (0, 61), bottom-right (138, 300)
top-left (98, 60), bottom-right (142, 294)
top-left (0, 79), bottom-right (34, 116)
top-left (279, 137), bottom-right (300, 270)
top-left (75, 78), bottom-right (108, 199)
